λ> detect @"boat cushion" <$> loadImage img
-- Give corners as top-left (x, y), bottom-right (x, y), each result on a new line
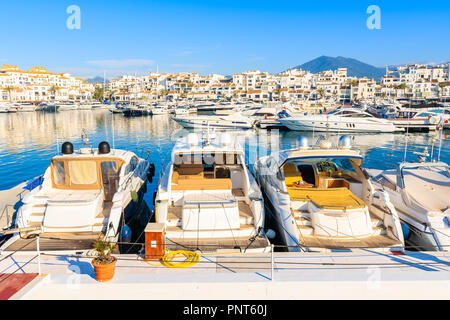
top-left (43, 189), bottom-right (103, 228)
top-left (172, 178), bottom-right (232, 191)
top-left (288, 187), bottom-right (366, 209)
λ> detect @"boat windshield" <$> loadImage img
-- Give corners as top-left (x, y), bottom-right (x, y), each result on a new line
top-left (174, 152), bottom-right (242, 166)
top-left (51, 158), bottom-right (123, 190)
top-left (281, 156), bottom-right (363, 193)
top-left (285, 157), bottom-right (360, 174)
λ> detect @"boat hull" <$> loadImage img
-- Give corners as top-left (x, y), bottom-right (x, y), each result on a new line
top-left (173, 117), bottom-right (252, 129)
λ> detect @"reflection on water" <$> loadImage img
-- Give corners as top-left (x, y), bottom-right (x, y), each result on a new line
top-left (0, 110), bottom-right (449, 191)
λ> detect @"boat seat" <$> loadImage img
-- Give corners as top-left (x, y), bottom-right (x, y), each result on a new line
top-left (43, 189), bottom-right (104, 228)
top-left (172, 177), bottom-right (232, 191)
top-left (172, 164), bottom-right (204, 184)
top-left (287, 187), bottom-right (366, 210)
top-left (283, 162), bottom-right (306, 187)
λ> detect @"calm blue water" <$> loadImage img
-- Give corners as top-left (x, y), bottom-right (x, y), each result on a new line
top-left (1, 110), bottom-right (449, 196)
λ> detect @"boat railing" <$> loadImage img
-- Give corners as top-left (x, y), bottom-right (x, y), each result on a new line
top-left (0, 232), bottom-right (42, 279)
top-left (0, 204), bottom-right (15, 230)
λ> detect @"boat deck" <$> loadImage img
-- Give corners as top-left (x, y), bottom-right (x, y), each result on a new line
top-left (165, 236), bottom-right (270, 252)
top-left (297, 234), bottom-right (401, 250)
top-left (165, 194), bottom-right (269, 251)
top-left (3, 232), bottom-right (102, 252)
top-left (167, 200), bottom-right (253, 225)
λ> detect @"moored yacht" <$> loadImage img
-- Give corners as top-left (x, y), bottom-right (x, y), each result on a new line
top-left (254, 136), bottom-right (404, 252)
top-left (0, 102), bottom-right (11, 113)
top-left (172, 112), bottom-right (254, 130)
top-left (57, 102), bottom-right (79, 111)
top-left (151, 105), bottom-right (169, 115)
top-left (78, 103), bottom-right (93, 110)
top-left (247, 107), bottom-right (284, 129)
top-left (369, 160), bottom-right (450, 251)
top-left (0, 138), bottom-right (153, 254)
top-left (12, 103), bottom-right (38, 112)
top-left (154, 132), bottom-right (271, 252)
top-left (279, 108), bottom-right (403, 133)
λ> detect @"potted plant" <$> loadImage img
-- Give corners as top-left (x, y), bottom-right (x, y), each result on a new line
top-left (91, 238), bottom-right (118, 282)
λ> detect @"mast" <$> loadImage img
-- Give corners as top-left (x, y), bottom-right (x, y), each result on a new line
top-left (103, 70), bottom-right (106, 103)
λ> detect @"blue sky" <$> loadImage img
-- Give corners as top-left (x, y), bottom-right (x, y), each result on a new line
top-left (0, 0), bottom-right (449, 78)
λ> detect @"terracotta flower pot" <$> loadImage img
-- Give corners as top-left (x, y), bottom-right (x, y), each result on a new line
top-left (92, 256), bottom-right (117, 282)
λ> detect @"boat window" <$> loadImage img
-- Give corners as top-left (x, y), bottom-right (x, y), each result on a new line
top-left (101, 161), bottom-right (119, 201)
top-left (52, 161), bottom-right (66, 185)
top-left (316, 161), bottom-right (339, 174)
top-left (333, 158), bottom-right (356, 172)
top-left (68, 160), bottom-right (98, 185)
top-left (125, 156), bottom-right (139, 174)
top-left (349, 113), bottom-right (372, 118)
top-left (297, 164), bottom-right (316, 185)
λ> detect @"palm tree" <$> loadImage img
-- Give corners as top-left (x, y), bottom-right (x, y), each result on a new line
top-left (93, 85), bottom-right (104, 101)
top-left (106, 90), bottom-right (116, 101)
top-left (4, 86), bottom-right (14, 102)
top-left (396, 83), bottom-right (407, 98)
top-left (49, 85), bottom-right (60, 101)
top-left (159, 89), bottom-right (168, 97)
top-left (438, 82), bottom-right (446, 99)
top-left (316, 88), bottom-right (325, 100)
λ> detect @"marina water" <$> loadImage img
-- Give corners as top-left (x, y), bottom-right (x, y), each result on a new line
top-left (1, 110), bottom-right (449, 205)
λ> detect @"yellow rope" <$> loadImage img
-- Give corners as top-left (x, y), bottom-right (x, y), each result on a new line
top-left (161, 250), bottom-right (200, 268)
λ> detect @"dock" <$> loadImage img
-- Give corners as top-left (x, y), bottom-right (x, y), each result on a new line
top-left (0, 183), bottom-right (28, 230)
top-left (1, 249), bottom-right (448, 300)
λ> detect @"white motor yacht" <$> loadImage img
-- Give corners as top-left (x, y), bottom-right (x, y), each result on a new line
top-left (253, 135), bottom-right (405, 252)
top-left (0, 102), bottom-right (11, 113)
top-left (247, 107), bottom-right (284, 129)
top-left (154, 132), bottom-right (271, 252)
top-left (78, 103), bottom-right (93, 110)
top-left (57, 102), bottom-right (79, 111)
top-left (152, 105), bottom-right (169, 115)
top-left (172, 112), bottom-right (254, 130)
top-left (279, 108), bottom-right (403, 133)
top-left (0, 139), bottom-right (154, 254)
top-left (12, 103), bottom-right (38, 112)
top-left (369, 161), bottom-right (450, 251)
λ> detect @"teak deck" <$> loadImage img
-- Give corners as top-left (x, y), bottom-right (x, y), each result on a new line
top-left (3, 232), bottom-right (102, 252)
top-left (165, 236), bottom-right (270, 252)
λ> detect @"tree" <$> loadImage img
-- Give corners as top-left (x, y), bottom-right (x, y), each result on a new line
top-left (438, 82), bottom-right (447, 99)
top-left (159, 89), bottom-right (168, 97)
top-left (49, 85), bottom-right (60, 101)
top-left (93, 85), bottom-right (104, 101)
top-left (4, 86), bottom-right (14, 102)
top-left (275, 88), bottom-right (282, 100)
top-left (316, 88), bottom-right (325, 100)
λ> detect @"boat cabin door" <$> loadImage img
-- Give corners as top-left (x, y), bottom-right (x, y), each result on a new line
top-left (101, 161), bottom-right (119, 201)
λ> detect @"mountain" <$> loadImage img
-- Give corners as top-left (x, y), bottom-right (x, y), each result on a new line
top-left (84, 76), bottom-right (109, 84)
top-left (294, 56), bottom-right (386, 81)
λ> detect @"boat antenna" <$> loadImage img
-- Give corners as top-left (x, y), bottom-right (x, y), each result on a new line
top-left (430, 137), bottom-right (436, 162)
top-left (54, 111), bottom-right (59, 155)
top-left (403, 98), bottom-right (411, 162)
top-left (437, 122), bottom-right (443, 162)
top-left (112, 106), bottom-right (116, 154)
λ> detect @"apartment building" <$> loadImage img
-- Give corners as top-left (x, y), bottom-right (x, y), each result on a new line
top-left (0, 64), bottom-right (95, 102)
